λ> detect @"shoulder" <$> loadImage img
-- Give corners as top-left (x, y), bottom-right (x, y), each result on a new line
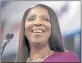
top-left (43, 51), bottom-right (80, 62)
top-left (62, 51), bottom-right (79, 61)
top-left (55, 51), bottom-right (80, 62)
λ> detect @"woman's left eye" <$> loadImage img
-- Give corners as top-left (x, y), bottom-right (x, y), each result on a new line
top-left (42, 18), bottom-right (49, 21)
top-left (41, 18), bottom-right (49, 21)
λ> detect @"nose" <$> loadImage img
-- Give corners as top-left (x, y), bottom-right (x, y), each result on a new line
top-left (34, 19), bottom-right (42, 26)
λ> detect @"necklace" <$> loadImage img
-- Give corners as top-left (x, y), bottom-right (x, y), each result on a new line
top-left (26, 50), bottom-right (53, 62)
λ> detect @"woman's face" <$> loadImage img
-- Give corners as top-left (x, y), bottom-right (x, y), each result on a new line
top-left (25, 7), bottom-right (51, 45)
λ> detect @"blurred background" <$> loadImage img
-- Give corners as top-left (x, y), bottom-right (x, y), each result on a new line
top-left (1, 1), bottom-right (81, 62)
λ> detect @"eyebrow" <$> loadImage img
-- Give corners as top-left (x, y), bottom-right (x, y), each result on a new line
top-left (27, 14), bottom-right (50, 19)
top-left (39, 15), bottom-right (50, 19)
top-left (27, 14), bottom-right (36, 18)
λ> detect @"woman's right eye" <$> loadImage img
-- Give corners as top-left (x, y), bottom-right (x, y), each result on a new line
top-left (27, 16), bottom-right (35, 22)
top-left (28, 18), bottom-right (35, 21)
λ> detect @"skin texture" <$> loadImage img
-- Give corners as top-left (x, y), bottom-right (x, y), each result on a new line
top-left (25, 7), bottom-right (54, 61)
top-left (25, 7), bottom-right (51, 46)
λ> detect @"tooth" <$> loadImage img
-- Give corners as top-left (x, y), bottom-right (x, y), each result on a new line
top-left (33, 30), bottom-right (42, 33)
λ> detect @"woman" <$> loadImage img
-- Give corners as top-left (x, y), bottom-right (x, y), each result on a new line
top-left (16, 4), bottom-right (80, 62)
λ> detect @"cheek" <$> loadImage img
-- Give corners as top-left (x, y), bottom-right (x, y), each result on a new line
top-left (42, 23), bottom-right (51, 42)
top-left (43, 23), bottom-right (51, 37)
top-left (25, 22), bottom-right (33, 37)
top-left (44, 23), bottom-right (51, 33)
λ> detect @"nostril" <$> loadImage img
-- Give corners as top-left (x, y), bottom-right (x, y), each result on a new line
top-left (34, 23), bottom-right (42, 26)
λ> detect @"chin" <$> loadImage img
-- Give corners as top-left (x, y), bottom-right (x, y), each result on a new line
top-left (31, 39), bottom-right (44, 44)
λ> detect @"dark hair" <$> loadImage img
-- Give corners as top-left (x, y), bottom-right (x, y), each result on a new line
top-left (16, 4), bottom-right (65, 62)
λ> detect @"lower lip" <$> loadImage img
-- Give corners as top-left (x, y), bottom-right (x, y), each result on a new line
top-left (32, 32), bottom-right (43, 35)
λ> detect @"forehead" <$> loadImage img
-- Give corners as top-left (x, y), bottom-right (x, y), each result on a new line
top-left (27, 7), bottom-right (50, 18)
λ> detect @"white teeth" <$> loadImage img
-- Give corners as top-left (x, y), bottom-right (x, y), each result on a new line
top-left (33, 30), bottom-right (43, 33)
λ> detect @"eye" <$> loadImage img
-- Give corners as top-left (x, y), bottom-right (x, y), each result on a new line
top-left (41, 17), bottom-right (49, 22)
top-left (27, 16), bottom-right (36, 22)
top-left (29, 18), bottom-right (35, 21)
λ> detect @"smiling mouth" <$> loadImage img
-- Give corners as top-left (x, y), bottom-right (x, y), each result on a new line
top-left (31, 29), bottom-right (44, 34)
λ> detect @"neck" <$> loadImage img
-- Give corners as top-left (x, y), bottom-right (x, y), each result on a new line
top-left (29, 42), bottom-right (53, 61)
